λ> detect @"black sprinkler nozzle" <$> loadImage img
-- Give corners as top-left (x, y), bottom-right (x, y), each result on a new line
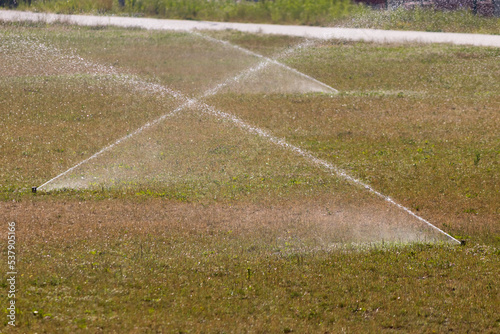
top-left (32, 187), bottom-right (37, 193)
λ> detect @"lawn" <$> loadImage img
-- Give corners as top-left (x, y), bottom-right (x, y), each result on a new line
top-left (0, 22), bottom-right (499, 332)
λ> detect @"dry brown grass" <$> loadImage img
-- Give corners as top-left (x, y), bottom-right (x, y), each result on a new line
top-left (2, 25), bottom-right (497, 238)
top-left (204, 38), bottom-right (500, 242)
top-left (44, 28), bottom-right (261, 96)
top-left (2, 195), bottom-right (452, 246)
top-left (0, 75), bottom-right (179, 191)
top-left (206, 93), bottom-right (500, 241)
top-left (1, 199), bottom-right (498, 332)
top-left (0, 23), bottom-right (499, 332)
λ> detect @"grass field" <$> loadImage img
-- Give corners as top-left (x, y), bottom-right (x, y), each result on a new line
top-left (1, 22), bottom-right (499, 332)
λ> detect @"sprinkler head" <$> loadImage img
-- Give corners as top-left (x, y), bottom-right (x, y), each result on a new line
top-left (460, 240), bottom-right (467, 246)
top-left (32, 187), bottom-right (37, 193)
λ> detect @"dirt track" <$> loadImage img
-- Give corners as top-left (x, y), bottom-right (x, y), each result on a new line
top-left (1, 9), bottom-right (500, 47)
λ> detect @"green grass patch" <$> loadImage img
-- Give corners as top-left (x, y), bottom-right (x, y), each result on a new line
top-left (16, 0), bottom-right (362, 25)
top-left (344, 7), bottom-right (500, 34)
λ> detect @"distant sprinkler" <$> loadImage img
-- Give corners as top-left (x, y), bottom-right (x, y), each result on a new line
top-left (32, 187), bottom-right (37, 193)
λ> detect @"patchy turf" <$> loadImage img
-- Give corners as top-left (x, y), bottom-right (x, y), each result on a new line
top-left (1, 199), bottom-right (499, 333)
top-left (1, 23), bottom-right (499, 332)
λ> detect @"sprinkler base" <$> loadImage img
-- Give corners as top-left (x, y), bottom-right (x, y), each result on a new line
top-left (32, 187), bottom-right (37, 193)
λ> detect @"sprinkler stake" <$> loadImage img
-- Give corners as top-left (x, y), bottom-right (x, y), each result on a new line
top-left (32, 187), bottom-right (37, 193)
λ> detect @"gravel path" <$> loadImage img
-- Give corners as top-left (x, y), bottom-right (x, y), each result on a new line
top-left (2, 9), bottom-right (500, 47)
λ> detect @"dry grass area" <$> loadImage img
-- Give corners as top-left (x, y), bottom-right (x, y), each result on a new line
top-left (206, 38), bottom-right (500, 243)
top-left (0, 75), bottom-right (179, 191)
top-left (1, 23), bottom-right (499, 332)
top-left (206, 92), bottom-right (499, 242)
top-left (1, 200), bottom-right (499, 333)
